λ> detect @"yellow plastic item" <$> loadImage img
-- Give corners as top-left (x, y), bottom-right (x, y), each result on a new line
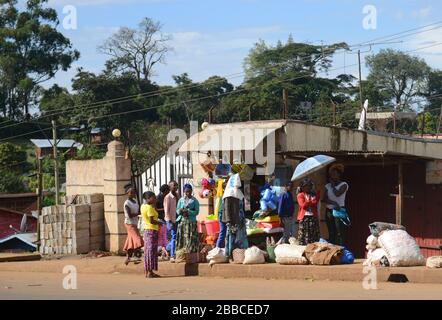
top-left (213, 179), bottom-right (224, 219)
top-left (255, 215), bottom-right (280, 223)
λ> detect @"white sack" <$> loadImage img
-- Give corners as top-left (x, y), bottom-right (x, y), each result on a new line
top-left (274, 244), bottom-right (306, 260)
top-left (207, 247), bottom-right (229, 265)
top-left (243, 246), bottom-right (265, 264)
top-left (426, 256), bottom-right (442, 268)
top-left (378, 230), bottom-right (425, 267)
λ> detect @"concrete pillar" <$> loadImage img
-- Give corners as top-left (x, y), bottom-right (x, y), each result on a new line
top-left (103, 140), bottom-right (131, 254)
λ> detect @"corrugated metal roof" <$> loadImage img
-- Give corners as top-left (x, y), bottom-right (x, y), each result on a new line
top-left (179, 120), bottom-right (286, 152)
top-left (30, 139), bottom-right (83, 150)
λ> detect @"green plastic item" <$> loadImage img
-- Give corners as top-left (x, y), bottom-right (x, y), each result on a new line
top-left (266, 245), bottom-right (277, 263)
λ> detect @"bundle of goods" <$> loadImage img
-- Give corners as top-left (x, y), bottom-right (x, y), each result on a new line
top-left (231, 163), bottom-right (254, 181)
top-left (207, 247), bottom-right (229, 266)
top-left (198, 178), bottom-right (217, 199)
top-left (274, 243), bottom-right (308, 265)
top-left (265, 237), bottom-right (277, 263)
top-left (232, 248), bottom-right (246, 264)
top-left (304, 242), bottom-right (343, 265)
top-left (259, 186), bottom-right (282, 212)
top-left (377, 229), bottom-right (425, 267)
top-left (363, 234), bottom-right (388, 266)
top-left (243, 246), bottom-right (267, 264)
top-left (319, 238), bottom-right (354, 264)
top-left (426, 256), bottom-right (442, 268)
top-left (175, 249), bottom-right (198, 264)
top-left (363, 223), bottom-right (425, 267)
top-left (368, 221), bottom-right (406, 237)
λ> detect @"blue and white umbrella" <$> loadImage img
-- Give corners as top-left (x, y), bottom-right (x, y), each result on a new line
top-left (291, 155), bottom-right (336, 182)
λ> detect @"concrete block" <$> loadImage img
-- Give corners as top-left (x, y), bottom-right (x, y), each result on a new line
top-left (90, 202), bottom-right (104, 221)
top-left (90, 220), bottom-right (105, 236)
top-left (72, 221), bottom-right (90, 231)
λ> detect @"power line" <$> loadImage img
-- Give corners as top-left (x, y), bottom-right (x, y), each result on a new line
top-left (1, 41), bottom-right (442, 142)
top-left (2, 21), bottom-right (442, 131)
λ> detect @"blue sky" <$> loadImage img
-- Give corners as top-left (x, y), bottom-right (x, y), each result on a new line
top-left (39, 0), bottom-right (442, 89)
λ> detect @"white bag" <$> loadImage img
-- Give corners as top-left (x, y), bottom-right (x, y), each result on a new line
top-left (426, 256), bottom-right (442, 268)
top-left (207, 247), bottom-right (229, 265)
top-left (243, 246), bottom-right (265, 264)
top-left (274, 244), bottom-right (306, 260)
top-left (363, 248), bottom-right (388, 266)
top-left (378, 230), bottom-right (426, 267)
top-left (366, 235), bottom-right (379, 251)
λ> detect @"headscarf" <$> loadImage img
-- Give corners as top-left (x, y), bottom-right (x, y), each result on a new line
top-left (222, 173), bottom-right (244, 200)
top-left (183, 183), bottom-right (193, 206)
top-left (297, 178), bottom-right (314, 194)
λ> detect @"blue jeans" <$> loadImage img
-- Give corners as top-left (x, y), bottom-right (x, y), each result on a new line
top-left (281, 216), bottom-right (296, 244)
top-left (166, 221), bottom-right (177, 258)
top-left (216, 213), bottom-right (227, 248)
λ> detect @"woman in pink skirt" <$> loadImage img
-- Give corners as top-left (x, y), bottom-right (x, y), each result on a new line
top-left (156, 184), bottom-right (170, 260)
top-left (123, 184), bottom-right (143, 265)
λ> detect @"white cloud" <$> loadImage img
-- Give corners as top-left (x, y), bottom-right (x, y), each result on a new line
top-left (405, 26), bottom-right (442, 69)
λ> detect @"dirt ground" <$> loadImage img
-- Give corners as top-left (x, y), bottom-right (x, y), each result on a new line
top-left (1, 271), bottom-right (442, 300)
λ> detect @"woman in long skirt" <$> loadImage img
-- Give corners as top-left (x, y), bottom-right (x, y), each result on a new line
top-left (123, 184), bottom-right (143, 265)
top-left (156, 184), bottom-right (170, 259)
top-left (175, 184), bottom-right (200, 258)
top-left (141, 191), bottom-right (160, 278)
top-left (296, 178), bottom-right (320, 245)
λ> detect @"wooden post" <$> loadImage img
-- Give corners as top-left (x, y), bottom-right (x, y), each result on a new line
top-left (52, 120), bottom-right (59, 205)
top-left (332, 101), bottom-right (337, 126)
top-left (36, 156), bottom-right (43, 250)
top-left (358, 50), bottom-right (363, 114)
top-left (436, 103), bottom-right (442, 139)
top-left (282, 89), bottom-right (289, 119)
top-left (396, 162), bottom-right (403, 225)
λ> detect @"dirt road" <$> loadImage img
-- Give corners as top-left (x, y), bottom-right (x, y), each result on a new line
top-left (1, 271), bottom-right (441, 300)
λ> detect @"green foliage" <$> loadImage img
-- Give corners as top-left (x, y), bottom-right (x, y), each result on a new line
top-left (127, 121), bottom-right (170, 174)
top-left (0, 0), bottom-right (79, 118)
top-left (74, 144), bottom-right (106, 160)
top-left (416, 112), bottom-right (438, 135)
top-left (0, 142), bottom-right (30, 193)
top-left (366, 49), bottom-right (430, 109)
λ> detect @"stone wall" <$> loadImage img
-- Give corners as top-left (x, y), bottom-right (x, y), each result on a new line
top-left (39, 193), bottom-right (104, 255)
top-left (65, 140), bottom-right (132, 254)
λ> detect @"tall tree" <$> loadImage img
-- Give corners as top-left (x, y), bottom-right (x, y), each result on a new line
top-left (365, 49), bottom-right (430, 110)
top-left (0, 0), bottom-right (79, 118)
top-left (98, 17), bottom-right (171, 82)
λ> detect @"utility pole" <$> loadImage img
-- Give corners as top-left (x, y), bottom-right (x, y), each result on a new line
top-left (36, 156), bottom-right (43, 250)
top-left (52, 120), bottom-right (60, 205)
top-left (421, 112), bottom-right (426, 138)
top-left (282, 88), bottom-right (289, 119)
top-left (358, 50), bottom-right (364, 112)
top-left (437, 103), bottom-right (442, 139)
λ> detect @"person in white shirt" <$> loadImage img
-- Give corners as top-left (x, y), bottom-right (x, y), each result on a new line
top-left (323, 164), bottom-right (349, 246)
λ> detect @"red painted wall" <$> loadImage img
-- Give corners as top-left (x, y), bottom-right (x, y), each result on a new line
top-left (344, 162), bottom-right (441, 258)
top-left (0, 209), bottom-right (37, 239)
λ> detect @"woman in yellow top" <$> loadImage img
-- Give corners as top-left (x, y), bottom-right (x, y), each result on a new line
top-left (141, 191), bottom-right (160, 278)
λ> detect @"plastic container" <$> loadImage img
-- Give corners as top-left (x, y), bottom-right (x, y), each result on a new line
top-left (197, 221), bottom-right (206, 234)
top-left (205, 219), bottom-right (220, 235)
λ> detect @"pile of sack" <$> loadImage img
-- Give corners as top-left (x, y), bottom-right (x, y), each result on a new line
top-left (206, 246), bottom-right (269, 265)
top-left (363, 222), bottom-right (426, 267)
top-left (273, 238), bottom-right (354, 265)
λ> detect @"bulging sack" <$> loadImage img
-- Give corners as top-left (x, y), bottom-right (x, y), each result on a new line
top-left (207, 247), bottom-right (229, 265)
top-left (276, 256), bottom-right (308, 265)
top-left (426, 256), bottom-right (442, 268)
top-left (243, 246), bottom-right (266, 264)
top-left (274, 244), bottom-right (306, 260)
top-left (378, 230), bottom-right (425, 267)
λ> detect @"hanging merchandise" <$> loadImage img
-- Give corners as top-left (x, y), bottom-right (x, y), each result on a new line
top-left (200, 153), bottom-right (216, 173)
top-left (213, 178), bottom-right (225, 219)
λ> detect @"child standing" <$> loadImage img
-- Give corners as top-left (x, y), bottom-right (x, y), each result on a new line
top-left (141, 191), bottom-right (160, 278)
top-left (278, 181), bottom-right (296, 244)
